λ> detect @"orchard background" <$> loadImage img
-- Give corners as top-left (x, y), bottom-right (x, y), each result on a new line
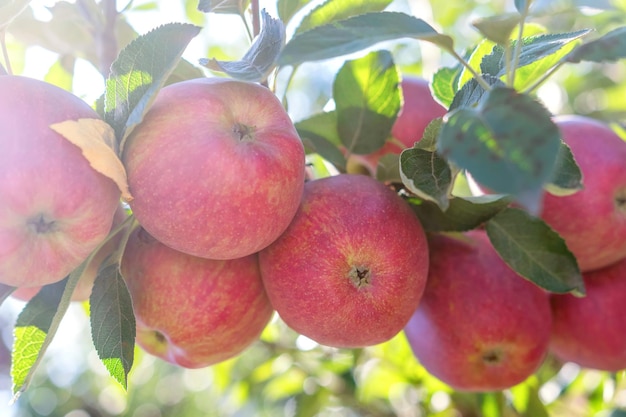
top-left (2, 0), bottom-right (626, 416)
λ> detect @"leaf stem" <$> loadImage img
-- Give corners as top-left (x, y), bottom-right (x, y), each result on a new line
top-left (449, 49), bottom-right (492, 91)
top-left (510, 3), bottom-right (531, 86)
top-left (523, 59), bottom-right (566, 94)
top-left (0, 29), bottom-right (13, 75)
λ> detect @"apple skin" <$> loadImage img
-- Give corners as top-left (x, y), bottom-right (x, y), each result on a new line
top-left (550, 257), bottom-right (626, 371)
top-left (120, 226), bottom-right (274, 368)
top-left (258, 174), bottom-right (429, 348)
top-left (122, 77), bottom-right (306, 260)
top-left (0, 76), bottom-right (121, 287)
top-left (347, 76), bottom-right (447, 174)
top-left (540, 115), bottom-right (626, 272)
top-left (12, 204), bottom-right (129, 302)
top-left (404, 231), bottom-right (552, 392)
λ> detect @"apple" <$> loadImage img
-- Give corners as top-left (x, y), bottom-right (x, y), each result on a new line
top-left (122, 77), bottom-right (306, 260)
top-left (540, 115), bottom-right (626, 272)
top-left (258, 174), bottom-right (429, 348)
top-left (12, 204), bottom-right (129, 302)
top-left (404, 231), bottom-right (552, 392)
top-left (0, 76), bottom-right (121, 288)
top-left (550, 257), bottom-right (626, 371)
top-left (347, 76), bottom-right (447, 174)
top-left (120, 226), bottom-right (273, 368)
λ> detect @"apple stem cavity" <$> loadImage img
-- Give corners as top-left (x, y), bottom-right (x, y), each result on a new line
top-left (233, 123), bottom-right (255, 142)
top-left (615, 187), bottom-right (626, 213)
top-left (27, 214), bottom-right (58, 234)
top-left (348, 265), bottom-right (371, 289)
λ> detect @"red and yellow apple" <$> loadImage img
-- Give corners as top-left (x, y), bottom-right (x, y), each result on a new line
top-left (0, 75), bottom-right (120, 288)
top-left (120, 226), bottom-right (273, 368)
top-left (122, 77), bottom-right (306, 260)
top-left (550, 257), bottom-right (626, 371)
top-left (540, 115), bottom-right (626, 272)
top-left (404, 231), bottom-right (552, 392)
top-left (258, 174), bottom-right (429, 348)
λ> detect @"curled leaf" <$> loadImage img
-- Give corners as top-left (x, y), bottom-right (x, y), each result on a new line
top-left (50, 118), bottom-right (133, 202)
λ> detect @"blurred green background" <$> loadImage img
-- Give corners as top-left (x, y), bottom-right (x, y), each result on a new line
top-left (2, 0), bottom-right (626, 416)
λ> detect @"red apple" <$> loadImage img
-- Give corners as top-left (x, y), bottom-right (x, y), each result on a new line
top-left (347, 76), bottom-right (447, 174)
top-left (404, 231), bottom-right (552, 392)
top-left (550, 257), bottom-right (626, 371)
top-left (12, 204), bottom-right (129, 302)
top-left (540, 115), bottom-right (626, 272)
top-left (0, 76), bottom-right (121, 288)
top-left (122, 77), bottom-right (305, 260)
top-left (120, 226), bottom-right (273, 368)
top-left (258, 174), bottom-right (429, 348)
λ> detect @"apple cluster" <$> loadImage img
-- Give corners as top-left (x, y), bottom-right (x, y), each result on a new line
top-left (4, 72), bottom-right (626, 393)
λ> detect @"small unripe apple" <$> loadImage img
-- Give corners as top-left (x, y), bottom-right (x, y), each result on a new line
top-left (122, 77), bottom-right (305, 260)
top-left (121, 226), bottom-right (273, 368)
top-left (541, 115), bottom-right (626, 271)
top-left (550, 257), bottom-right (626, 371)
top-left (404, 231), bottom-right (552, 392)
top-left (0, 76), bottom-right (120, 287)
top-left (259, 174), bottom-right (429, 348)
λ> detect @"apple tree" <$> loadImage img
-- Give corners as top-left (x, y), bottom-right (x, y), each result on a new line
top-left (2, 0), bottom-right (626, 416)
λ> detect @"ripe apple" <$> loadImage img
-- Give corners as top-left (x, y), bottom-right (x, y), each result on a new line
top-left (404, 231), bottom-right (552, 392)
top-left (12, 204), bottom-right (129, 302)
top-left (122, 77), bottom-right (306, 260)
top-left (540, 115), bottom-right (626, 272)
top-left (550, 257), bottom-right (626, 371)
top-left (258, 174), bottom-right (429, 348)
top-left (347, 76), bottom-right (447, 174)
top-left (0, 76), bottom-right (121, 288)
top-left (120, 226), bottom-right (273, 368)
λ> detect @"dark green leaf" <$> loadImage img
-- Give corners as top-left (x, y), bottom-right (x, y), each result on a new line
top-left (295, 0), bottom-right (391, 34)
top-left (278, 12), bottom-right (453, 66)
top-left (431, 66), bottom-right (460, 108)
top-left (104, 23), bottom-right (201, 150)
top-left (545, 141), bottom-right (583, 196)
top-left (197, 0), bottom-right (250, 14)
top-left (0, 283), bottom-right (14, 306)
top-left (11, 259), bottom-right (88, 398)
top-left (472, 13), bottom-right (521, 45)
top-left (408, 194), bottom-right (511, 232)
top-left (566, 27), bottom-right (626, 63)
top-left (90, 263), bottom-right (136, 389)
top-left (200, 10), bottom-right (285, 82)
top-left (296, 111), bottom-right (347, 171)
top-left (334, 50), bottom-right (400, 155)
top-left (486, 207), bottom-right (584, 294)
top-left (438, 86), bottom-right (561, 214)
top-left (277, 0), bottom-right (309, 23)
top-left (400, 147), bottom-right (453, 209)
top-left (416, 118), bottom-right (443, 152)
top-left (449, 75), bottom-right (505, 111)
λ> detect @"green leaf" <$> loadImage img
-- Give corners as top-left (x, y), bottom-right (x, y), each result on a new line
top-left (566, 27), bottom-right (626, 63)
top-left (431, 66), bottom-right (460, 108)
top-left (197, 0), bottom-right (250, 14)
top-left (44, 55), bottom-right (74, 92)
top-left (295, 111), bottom-right (346, 170)
top-left (90, 263), bottom-right (136, 389)
top-left (459, 39), bottom-right (496, 89)
top-left (400, 148), bottom-right (453, 210)
top-left (278, 12), bottom-right (453, 67)
top-left (334, 50), bottom-right (400, 155)
top-left (408, 194), bottom-right (511, 232)
top-left (0, 0), bottom-right (30, 29)
top-left (277, 0), bottom-right (310, 23)
top-left (11, 260), bottom-right (88, 398)
top-left (486, 207), bottom-right (584, 294)
top-left (472, 13), bottom-right (521, 45)
top-left (544, 141), bottom-right (583, 196)
top-left (416, 118), bottom-right (444, 151)
top-left (104, 23), bottom-right (201, 150)
top-left (437, 86), bottom-right (561, 214)
top-left (295, 0), bottom-right (391, 34)
top-left (449, 75), bottom-right (505, 111)
top-left (200, 10), bottom-right (285, 82)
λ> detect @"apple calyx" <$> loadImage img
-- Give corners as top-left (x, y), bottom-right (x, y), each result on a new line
top-left (233, 123), bottom-right (255, 142)
top-left (615, 186), bottom-right (626, 213)
top-left (28, 214), bottom-right (58, 234)
top-left (482, 348), bottom-right (504, 365)
top-left (348, 265), bottom-right (371, 288)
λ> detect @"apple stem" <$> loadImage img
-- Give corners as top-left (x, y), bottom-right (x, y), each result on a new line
top-left (0, 29), bottom-right (12, 75)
